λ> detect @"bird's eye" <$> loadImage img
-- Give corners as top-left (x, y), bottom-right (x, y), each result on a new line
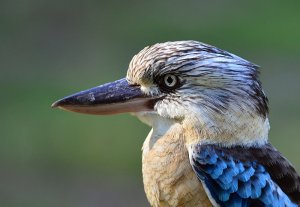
top-left (158, 74), bottom-right (181, 92)
top-left (164, 75), bottom-right (177, 87)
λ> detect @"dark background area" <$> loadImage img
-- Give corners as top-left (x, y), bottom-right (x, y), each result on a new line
top-left (1, 1), bottom-right (300, 206)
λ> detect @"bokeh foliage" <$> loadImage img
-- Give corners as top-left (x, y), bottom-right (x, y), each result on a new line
top-left (1, 0), bottom-right (300, 206)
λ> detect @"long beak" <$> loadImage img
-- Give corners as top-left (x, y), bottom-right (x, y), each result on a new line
top-left (51, 78), bottom-right (156, 115)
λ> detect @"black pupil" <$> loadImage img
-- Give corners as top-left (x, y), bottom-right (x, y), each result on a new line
top-left (167, 76), bottom-right (174, 85)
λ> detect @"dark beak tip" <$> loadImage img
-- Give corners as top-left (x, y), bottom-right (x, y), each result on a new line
top-left (51, 99), bottom-right (64, 108)
top-left (51, 101), bottom-right (59, 108)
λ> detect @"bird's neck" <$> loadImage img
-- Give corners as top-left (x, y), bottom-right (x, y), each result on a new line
top-left (136, 112), bottom-right (177, 153)
top-left (135, 108), bottom-right (270, 149)
top-left (182, 110), bottom-right (270, 147)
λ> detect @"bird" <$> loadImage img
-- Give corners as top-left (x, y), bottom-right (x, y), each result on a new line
top-left (52, 40), bottom-right (300, 207)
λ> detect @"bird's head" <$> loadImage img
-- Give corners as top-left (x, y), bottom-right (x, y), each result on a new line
top-left (52, 41), bottom-right (270, 146)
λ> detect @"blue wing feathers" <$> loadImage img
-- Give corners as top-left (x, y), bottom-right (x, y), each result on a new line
top-left (238, 166), bottom-right (255, 182)
top-left (191, 144), bottom-right (298, 207)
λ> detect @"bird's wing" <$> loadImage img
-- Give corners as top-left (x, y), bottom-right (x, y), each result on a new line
top-left (189, 143), bottom-right (300, 207)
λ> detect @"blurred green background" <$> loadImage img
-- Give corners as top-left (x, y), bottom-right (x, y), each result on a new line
top-left (1, 0), bottom-right (300, 206)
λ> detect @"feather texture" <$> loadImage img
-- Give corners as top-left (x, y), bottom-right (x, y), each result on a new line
top-left (190, 143), bottom-right (300, 207)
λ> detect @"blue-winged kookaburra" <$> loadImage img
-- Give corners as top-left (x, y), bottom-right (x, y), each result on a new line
top-left (52, 41), bottom-right (300, 207)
